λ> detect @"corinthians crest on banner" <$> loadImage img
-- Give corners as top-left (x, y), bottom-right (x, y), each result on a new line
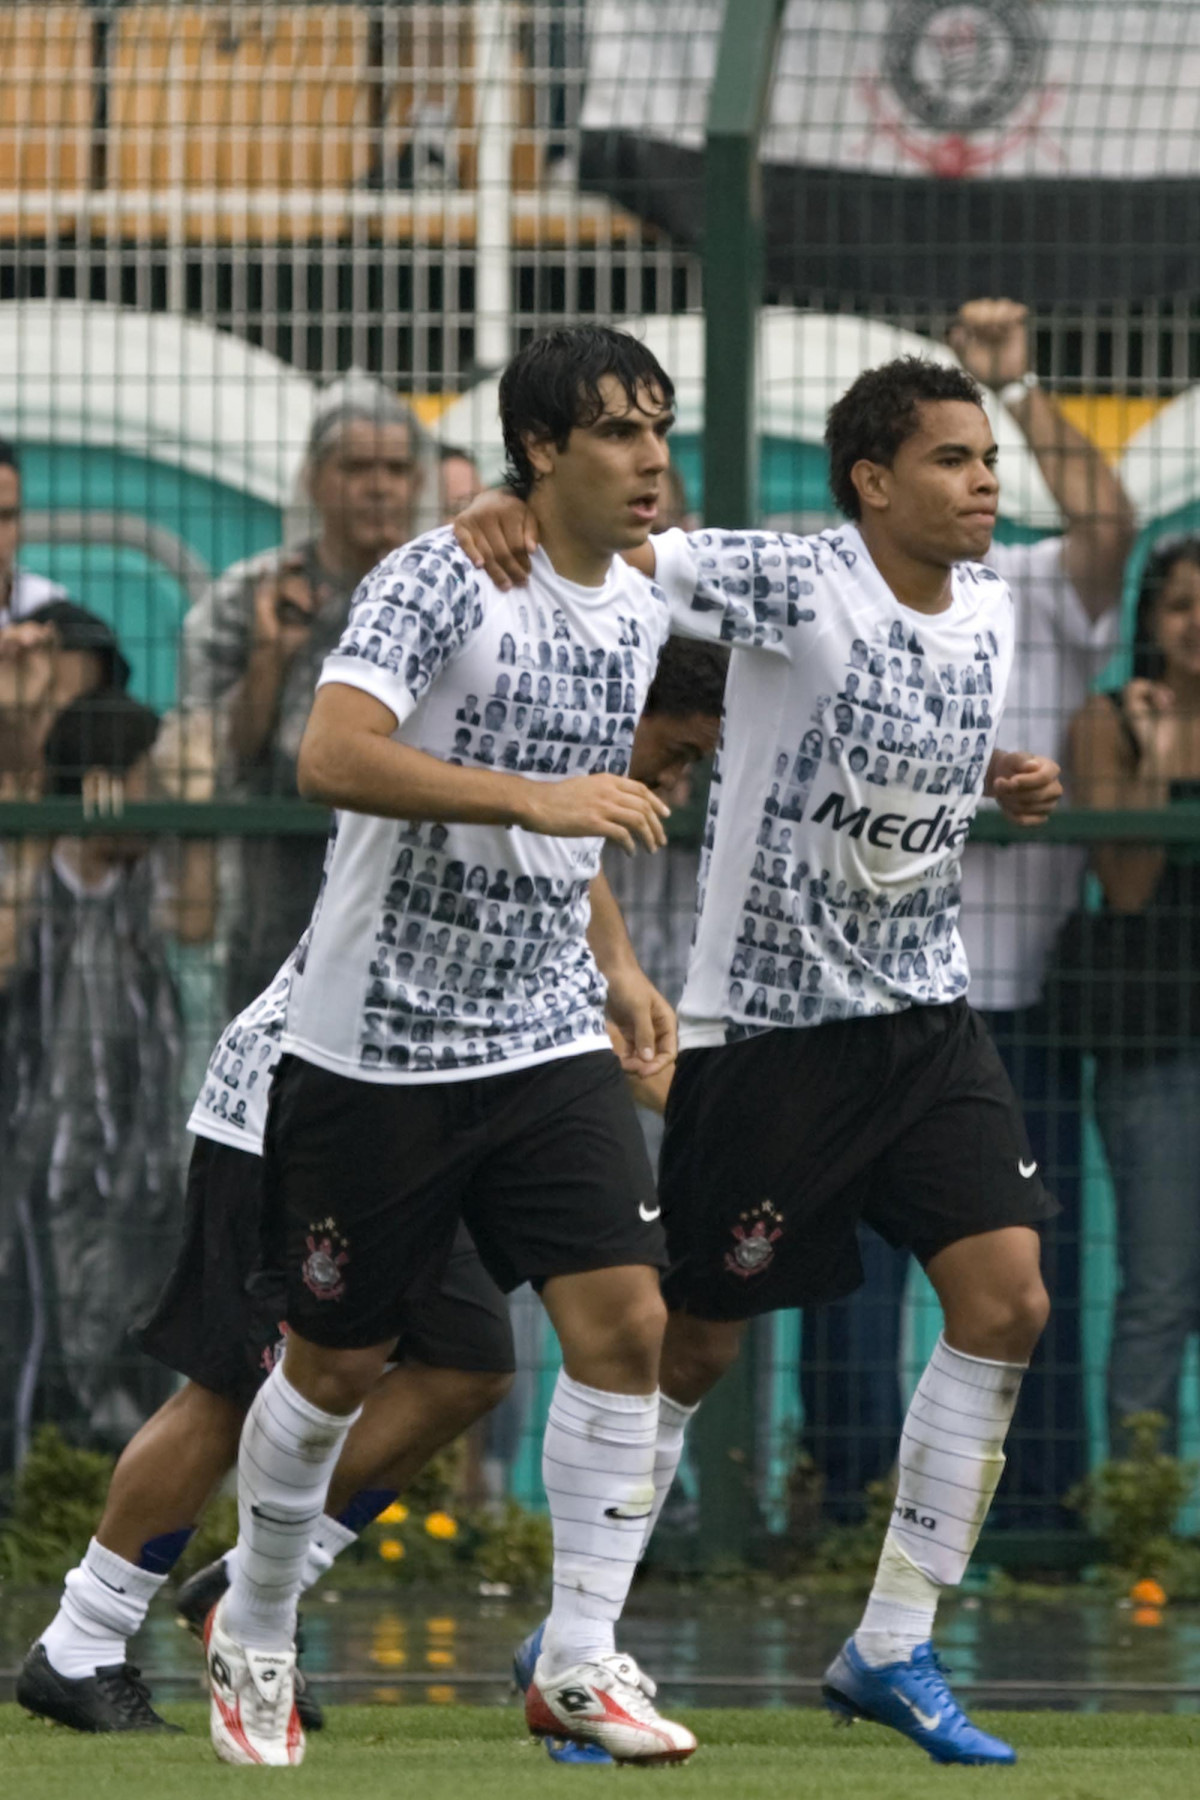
top-left (579, 0), bottom-right (1200, 302)
top-left (582, 0), bottom-right (1200, 181)
top-left (868, 0), bottom-right (1054, 177)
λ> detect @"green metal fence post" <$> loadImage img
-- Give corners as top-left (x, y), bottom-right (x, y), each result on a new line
top-left (701, 0), bottom-right (785, 526)
top-left (692, 0), bottom-right (786, 1568)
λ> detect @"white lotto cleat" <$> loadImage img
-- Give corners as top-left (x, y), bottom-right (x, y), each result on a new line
top-left (525, 1650), bottom-right (697, 1765)
top-left (204, 1598), bottom-right (305, 1766)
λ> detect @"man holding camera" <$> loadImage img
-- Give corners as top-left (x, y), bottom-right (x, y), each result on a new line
top-left (180, 375), bottom-right (430, 1012)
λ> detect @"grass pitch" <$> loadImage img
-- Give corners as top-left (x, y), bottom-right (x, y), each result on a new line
top-left (4, 1704), bottom-right (1200, 1798)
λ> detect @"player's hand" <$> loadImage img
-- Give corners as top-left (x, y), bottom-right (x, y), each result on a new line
top-left (948, 298), bottom-right (1030, 390)
top-left (515, 773), bottom-right (670, 855)
top-left (252, 558), bottom-right (317, 662)
top-left (453, 488), bottom-right (538, 590)
top-left (605, 973), bottom-right (677, 1081)
top-left (989, 750), bottom-right (1062, 824)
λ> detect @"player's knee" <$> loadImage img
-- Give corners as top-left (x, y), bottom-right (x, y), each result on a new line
top-left (994, 1272), bottom-right (1050, 1354)
top-left (283, 1341), bottom-right (388, 1417)
top-left (954, 1275), bottom-right (1049, 1362)
top-left (1014, 1275), bottom-right (1051, 1347)
top-left (442, 1366), bottom-right (513, 1424)
top-left (573, 1289), bottom-right (666, 1388)
top-left (661, 1314), bottom-right (744, 1403)
top-left (621, 1287), bottom-right (669, 1352)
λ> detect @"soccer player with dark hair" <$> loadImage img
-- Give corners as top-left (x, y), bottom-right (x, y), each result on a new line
top-left (199, 324), bottom-right (710, 1767)
top-left (456, 352), bottom-right (1062, 1767)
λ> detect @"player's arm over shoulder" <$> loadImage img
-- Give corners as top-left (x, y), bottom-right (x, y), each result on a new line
top-left (647, 526), bottom-right (818, 655)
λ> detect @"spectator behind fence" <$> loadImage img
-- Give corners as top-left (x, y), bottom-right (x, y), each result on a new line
top-left (439, 443), bottom-right (484, 522)
top-left (802, 299), bottom-right (1136, 1526)
top-left (0, 690), bottom-right (216, 1473)
top-left (0, 439), bottom-right (70, 624)
top-left (1066, 536), bottom-right (1200, 1454)
top-left (0, 602), bottom-right (134, 1029)
top-left (180, 372), bottom-right (428, 1013)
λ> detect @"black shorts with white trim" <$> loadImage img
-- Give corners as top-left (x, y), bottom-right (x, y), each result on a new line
top-left (264, 1049), bottom-right (665, 1350)
top-left (658, 999), bottom-right (1057, 1323)
top-left (133, 1136), bottom-right (516, 1406)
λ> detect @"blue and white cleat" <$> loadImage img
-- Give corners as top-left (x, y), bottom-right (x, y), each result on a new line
top-left (512, 1622), bottom-right (614, 1766)
top-left (511, 1622), bottom-right (544, 1696)
top-left (822, 1637), bottom-right (1016, 1766)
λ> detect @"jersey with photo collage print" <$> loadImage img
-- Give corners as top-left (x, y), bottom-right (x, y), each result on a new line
top-left (280, 528), bottom-right (673, 1082)
top-left (188, 956), bottom-right (294, 1154)
top-left (650, 523), bottom-right (1015, 1045)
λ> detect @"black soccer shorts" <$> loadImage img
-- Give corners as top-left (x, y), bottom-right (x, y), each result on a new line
top-left (659, 999), bottom-right (1058, 1322)
top-left (264, 1049), bottom-right (666, 1350)
top-left (134, 1136), bottom-right (517, 1406)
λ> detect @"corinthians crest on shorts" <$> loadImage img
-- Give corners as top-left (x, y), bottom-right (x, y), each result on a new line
top-left (301, 1218), bottom-right (350, 1301)
top-left (724, 1200), bottom-right (785, 1279)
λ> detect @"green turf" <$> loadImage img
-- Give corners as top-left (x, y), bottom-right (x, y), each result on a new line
top-left (4, 1705), bottom-right (1200, 1798)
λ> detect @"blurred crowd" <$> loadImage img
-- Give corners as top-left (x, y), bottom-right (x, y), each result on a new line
top-left (3, 297), bottom-right (1199, 1532)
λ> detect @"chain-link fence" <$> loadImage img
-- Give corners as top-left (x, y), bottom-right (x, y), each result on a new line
top-left (3, 1), bottom-right (1200, 1564)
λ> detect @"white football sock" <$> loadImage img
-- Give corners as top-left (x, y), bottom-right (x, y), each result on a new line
top-left (222, 1365), bottom-right (358, 1651)
top-left (223, 1512), bottom-right (358, 1597)
top-left (855, 1334), bottom-right (1025, 1668)
top-left (39, 1539), bottom-right (166, 1679)
top-left (640, 1390), bottom-right (698, 1557)
top-left (540, 1371), bottom-right (657, 1675)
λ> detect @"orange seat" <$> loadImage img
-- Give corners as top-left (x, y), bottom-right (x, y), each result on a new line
top-left (0, 7), bottom-right (93, 237)
top-left (107, 5), bottom-right (373, 237)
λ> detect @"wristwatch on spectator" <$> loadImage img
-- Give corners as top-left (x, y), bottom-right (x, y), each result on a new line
top-left (997, 371), bottom-right (1040, 410)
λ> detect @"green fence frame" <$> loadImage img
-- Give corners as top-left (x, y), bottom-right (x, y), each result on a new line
top-left (694, 0), bottom-right (787, 1564)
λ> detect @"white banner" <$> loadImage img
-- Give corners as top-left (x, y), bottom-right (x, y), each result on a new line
top-left (582, 0), bottom-right (1200, 181)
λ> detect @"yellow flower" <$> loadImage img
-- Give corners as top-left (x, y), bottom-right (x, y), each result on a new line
top-left (378, 1537), bottom-right (405, 1562)
top-left (424, 1511), bottom-right (459, 1540)
top-left (377, 1502), bottom-right (409, 1526)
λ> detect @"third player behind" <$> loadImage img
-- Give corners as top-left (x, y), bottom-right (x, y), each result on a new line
top-left (455, 353), bottom-right (1063, 1767)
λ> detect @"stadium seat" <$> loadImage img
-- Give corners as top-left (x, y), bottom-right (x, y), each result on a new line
top-left (95, 2), bottom-right (632, 250)
top-left (0, 7), bottom-right (93, 239)
top-left (106, 6), bottom-right (374, 238)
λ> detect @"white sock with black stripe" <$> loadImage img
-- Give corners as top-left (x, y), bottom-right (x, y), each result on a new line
top-left (222, 1365), bottom-right (359, 1652)
top-left (854, 1334), bottom-right (1026, 1668)
top-left (640, 1391), bottom-right (699, 1557)
top-left (540, 1371), bottom-right (658, 1676)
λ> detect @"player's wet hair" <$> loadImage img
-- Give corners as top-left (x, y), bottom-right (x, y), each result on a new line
top-left (644, 637), bottom-right (728, 720)
top-left (500, 326), bottom-right (675, 498)
top-left (825, 357), bottom-right (985, 522)
top-left (0, 438), bottom-right (17, 474)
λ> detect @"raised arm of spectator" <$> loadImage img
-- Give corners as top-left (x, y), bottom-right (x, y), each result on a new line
top-left (150, 708), bottom-right (219, 943)
top-left (1068, 685), bottom-right (1172, 911)
top-left (0, 622), bottom-right (58, 789)
top-left (949, 299), bottom-right (1136, 618)
top-left (180, 555), bottom-right (316, 771)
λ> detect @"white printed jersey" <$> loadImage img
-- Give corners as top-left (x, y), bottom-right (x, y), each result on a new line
top-left (187, 960), bottom-right (293, 1155)
top-left (281, 528), bottom-right (672, 1082)
top-left (652, 524), bottom-right (1015, 1045)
